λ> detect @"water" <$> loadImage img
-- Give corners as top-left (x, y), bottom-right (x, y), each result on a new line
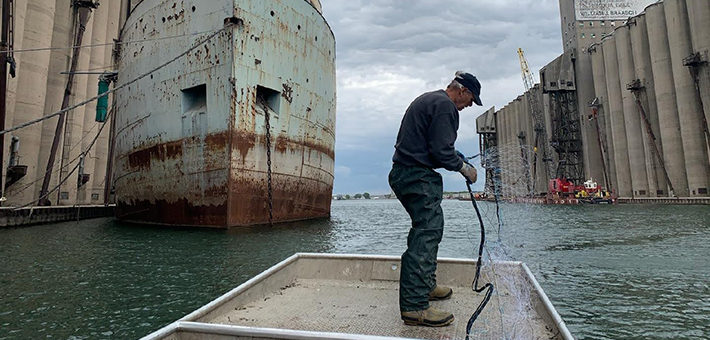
top-left (1, 200), bottom-right (709, 340)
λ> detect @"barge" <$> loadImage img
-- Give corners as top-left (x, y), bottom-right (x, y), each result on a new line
top-left (140, 253), bottom-right (574, 340)
top-left (113, 0), bottom-right (335, 227)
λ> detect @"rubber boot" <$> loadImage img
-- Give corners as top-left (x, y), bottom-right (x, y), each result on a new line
top-left (401, 307), bottom-right (454, 327)
top-left (429, 285), bottom-right (453, 301)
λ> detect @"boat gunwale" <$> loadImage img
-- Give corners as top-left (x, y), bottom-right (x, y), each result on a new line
top-left (173, 321), bottom-right (418, 340)
top-left (139, 253), bottom-right (575, 340)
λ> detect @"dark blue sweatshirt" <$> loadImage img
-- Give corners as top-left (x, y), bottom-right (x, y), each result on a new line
top-left (392, 90), bottom-right (464, 172)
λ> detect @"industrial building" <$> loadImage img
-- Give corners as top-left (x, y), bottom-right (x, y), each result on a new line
top-left (0, 0), bottom-right (121, 208)
top-left (478, 0), bottom-right (710, 200)
top-left (0, 0), bottom-right (328, 220)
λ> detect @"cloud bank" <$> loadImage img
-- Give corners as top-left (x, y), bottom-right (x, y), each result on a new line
top-left (322, 0), bottom-right (563, 195)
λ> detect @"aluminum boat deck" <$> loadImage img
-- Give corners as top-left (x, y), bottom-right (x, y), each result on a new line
top-left (141, 253), bottom-right (574, 340)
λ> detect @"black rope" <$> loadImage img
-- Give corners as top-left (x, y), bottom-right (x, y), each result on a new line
top-left (463, 172), bottom-right (494, 340)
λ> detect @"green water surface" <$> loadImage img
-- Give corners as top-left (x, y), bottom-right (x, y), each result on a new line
top-left (0, 201), bottom-right (708, 340)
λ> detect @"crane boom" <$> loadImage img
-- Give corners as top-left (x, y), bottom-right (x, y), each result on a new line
top-left (518, 48), bottom-right (536, 92)
top-left (517, 48), bottom-right (554, 191)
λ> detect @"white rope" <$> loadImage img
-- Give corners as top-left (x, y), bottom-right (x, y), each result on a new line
top-left (4, 112), bottom-right (109, 200)
top-left (0, 26), bottom-right (228, 137)
top-left (15, 109), bottom-right (112, 210)
top-left (0, 29), bottom-right (218, 54)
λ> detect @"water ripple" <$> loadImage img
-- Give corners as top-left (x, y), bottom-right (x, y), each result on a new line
top-left (0, 202), bottom-right (708, 339)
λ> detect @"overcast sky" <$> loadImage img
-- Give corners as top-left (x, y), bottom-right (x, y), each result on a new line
top-left (321, 0), bottom-right (564, 195)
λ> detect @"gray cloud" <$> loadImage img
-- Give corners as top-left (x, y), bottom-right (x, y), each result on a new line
top-left (321, 0), bottom-right (563, 194)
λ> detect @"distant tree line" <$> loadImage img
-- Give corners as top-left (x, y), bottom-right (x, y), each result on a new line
top-left (335, 192), bottom-right (371, 200)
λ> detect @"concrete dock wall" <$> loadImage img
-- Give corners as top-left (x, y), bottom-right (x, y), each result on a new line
top-left (0, 205), bottom-right (115, 228)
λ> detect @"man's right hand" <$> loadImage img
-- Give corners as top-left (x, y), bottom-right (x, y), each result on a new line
top-left (459, 163), bottom-right (478, 184)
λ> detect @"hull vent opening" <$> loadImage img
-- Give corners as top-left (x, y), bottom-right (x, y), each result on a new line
top-left (256, 85), bottom-right (281, 116)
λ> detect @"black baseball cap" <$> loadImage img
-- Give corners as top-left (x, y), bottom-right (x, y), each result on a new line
top-left (455, 72), bottom-right (483, 106)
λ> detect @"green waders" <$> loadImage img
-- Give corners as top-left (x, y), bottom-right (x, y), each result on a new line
top-left (388, 163), bottom-right (444, 312)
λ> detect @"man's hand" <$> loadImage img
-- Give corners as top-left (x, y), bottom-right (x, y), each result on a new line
top-left (459, 163), bottom-right (478, 184)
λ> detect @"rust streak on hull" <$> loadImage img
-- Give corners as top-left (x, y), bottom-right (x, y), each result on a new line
top-left (115, 0), bottom-right (336, 229)
top-left (128, 140), bottom-right (183, 170)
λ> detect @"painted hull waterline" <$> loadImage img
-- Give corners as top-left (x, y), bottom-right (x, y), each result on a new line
top-left (114, 0), bottom-right (336, 227)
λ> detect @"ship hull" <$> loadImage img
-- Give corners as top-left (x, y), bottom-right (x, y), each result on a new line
top-left (114, 0), bottom-right (336, 227)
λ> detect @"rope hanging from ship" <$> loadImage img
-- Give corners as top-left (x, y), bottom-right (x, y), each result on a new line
top-left (0, 23), bottom-right (231, 137)
top-left (460, 153), bottom-right (494, 340)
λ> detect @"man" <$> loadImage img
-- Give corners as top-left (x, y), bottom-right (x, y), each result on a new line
top-left (389, 71), bottom-right (482, 327)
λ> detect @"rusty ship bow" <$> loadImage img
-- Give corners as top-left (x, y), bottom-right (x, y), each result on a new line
top-left (114, 0), bottom-right (335, 227)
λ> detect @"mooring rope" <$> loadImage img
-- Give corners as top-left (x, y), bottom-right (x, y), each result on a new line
top-left (0, 25), bottom-right (229, 137)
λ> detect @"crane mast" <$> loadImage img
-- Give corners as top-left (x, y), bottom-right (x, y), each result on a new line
top-left (517, 48), bottom-right (553, 192)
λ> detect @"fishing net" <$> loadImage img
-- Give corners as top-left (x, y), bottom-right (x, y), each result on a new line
top-left (461, 143), bottom-right (549, 340)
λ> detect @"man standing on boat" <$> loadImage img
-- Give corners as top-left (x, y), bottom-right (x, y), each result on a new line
top-left (389, 71), bottom-right (482, 327)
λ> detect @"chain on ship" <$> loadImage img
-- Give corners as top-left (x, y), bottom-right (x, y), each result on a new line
top-left (113, 0), bottom-right (336, 227)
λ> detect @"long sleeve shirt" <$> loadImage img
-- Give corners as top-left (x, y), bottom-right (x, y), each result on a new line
top-left (392, 90), bottom-right (463, 172)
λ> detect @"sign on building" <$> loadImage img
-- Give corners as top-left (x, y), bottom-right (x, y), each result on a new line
top-left (575, 0), bottom-right (657, 21)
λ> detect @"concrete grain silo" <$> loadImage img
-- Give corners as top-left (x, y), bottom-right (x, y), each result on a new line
top-left (498, 106), bottom-right (509, 197)
top-left (0, 0), bottom-right (28, 195)
top-left (665, 0), bottom-right (710, 197)
top-left (589, 43), bottom-right (617, 192)
top-left (511, 97), bottom-right (522, 195)
top-left (0, 0), bottom-right (136, 208)
top-left (616, 25), bottom-right (651, 197)
top-left (685, 0), bottom-right (710, 160)
top-left (5, 0), bottom-right (56, 204)
top-left (76, 3), bottom-right (108, 205)
top-left (629, 13), bottom-right (669, 197)
top-left (645, 2), bottom-right (690, 197)
top-left (91, 0), bottom-right (122, 204)
top-left (602, 34), bottom-right (634, 198)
